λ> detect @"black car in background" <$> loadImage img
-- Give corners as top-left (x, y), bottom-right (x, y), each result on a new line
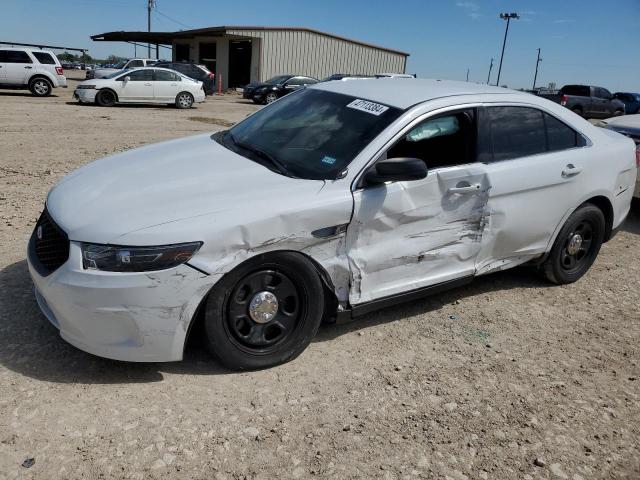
top-left (155, 61), bottom-right (215, 95)
top-left (243, 75), bottom-right (318, 104)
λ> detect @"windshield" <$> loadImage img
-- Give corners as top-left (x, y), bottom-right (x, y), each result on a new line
top-left (112, 61), bottom-right (127, 69)
top-left (223, 88), bottom-right (402, 180)
top-left (265, 75), bottom-right (291, 85)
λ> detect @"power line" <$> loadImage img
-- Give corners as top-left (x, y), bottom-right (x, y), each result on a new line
top-left (154, 9), bottom-right (192, 29)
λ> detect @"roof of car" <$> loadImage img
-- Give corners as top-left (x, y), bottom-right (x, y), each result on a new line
top-left (312, 78), bottom-right (517, 109)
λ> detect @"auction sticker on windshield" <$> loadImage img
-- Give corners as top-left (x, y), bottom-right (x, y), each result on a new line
top-left (347, 99), bottom-right (389, 116)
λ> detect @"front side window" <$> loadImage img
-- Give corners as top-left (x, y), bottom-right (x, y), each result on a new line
top-left (32, 52), bottom-right (56, 64)
top-left (595, 87), bottom-right (612, 99)
top-left (121, 69), bottom-right (153, 81)
top-left (4, 50), bottom-right (32, 63)
top-left (386, 110), bottom-right (476, 169)
top-left (222, 89), bottom-right (402, 180)
top-left (486, 107), bottom-right (546, 161)
top-left (265, 75), bottom-right (290, 85)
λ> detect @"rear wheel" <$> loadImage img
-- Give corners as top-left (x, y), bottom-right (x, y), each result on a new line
top-left (541, 204), bottom-right (605, 284)
top-left (204, 252), bottom-right (324, 370)
top-left (175, 92), bottom-right (194, 109)
top-left (96, 89), bottom-right (116, 107)
top-left (29, 77), bottom-right (52, 97)
top-left (264, 92), bottom-right (278, 104)
top-left (571, 106), bottom-right (583, 117)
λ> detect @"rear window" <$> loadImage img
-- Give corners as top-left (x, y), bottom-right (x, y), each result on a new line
top-left (561, 85), bottom-right (589, 97)
top-left (32, 52), bottom-right (56, 65)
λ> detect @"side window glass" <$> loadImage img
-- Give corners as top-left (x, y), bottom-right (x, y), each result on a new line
top-left (386, 110), bottom-right (476, 169)
top-left (128, 60), bottom-right (144, 68)
top-left (154, 70), bottom-right (177, 81)
top-left (127, 69), bottom-right (153, 81)
top-left (544, 113), bottom-right (581, 151)
top-left (487, 107), bottom-right (546, 161)
top-left (5, 50), bottom-right (33, 63)
top-left (32, 52), bottom-right (56, 64)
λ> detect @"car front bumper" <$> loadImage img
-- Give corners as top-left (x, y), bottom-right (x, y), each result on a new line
top-left (74, 89), bottom-right (98, 103)
top-left (27, 240), bottom-right (214, 362)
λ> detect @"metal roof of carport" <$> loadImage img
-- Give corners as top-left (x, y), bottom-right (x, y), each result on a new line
top-left (91, 26), bottom-right (409, 56)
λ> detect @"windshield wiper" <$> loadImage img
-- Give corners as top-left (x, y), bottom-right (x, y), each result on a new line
top-left (227, 132), bottom-right (298, 178)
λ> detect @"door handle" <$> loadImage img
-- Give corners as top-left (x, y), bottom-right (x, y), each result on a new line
top-left (561, 164), bottom-right (582, 178)
top-left (448, 183), bottom-right (481, 194)
top-left (144, 83), bottom-right (152, 86)
top-left (24, 66), bottom-right (32, 69)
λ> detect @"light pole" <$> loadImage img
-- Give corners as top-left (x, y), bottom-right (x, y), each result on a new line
top-left (532, 48), bottom-right (542, 91)
top-left (495, 12), bottom-right (519, 86)
top-left (487, 58), bottom-right (493, 84)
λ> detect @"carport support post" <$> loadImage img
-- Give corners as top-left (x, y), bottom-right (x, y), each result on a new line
top-left (156, 43), bottom-right (159, 60)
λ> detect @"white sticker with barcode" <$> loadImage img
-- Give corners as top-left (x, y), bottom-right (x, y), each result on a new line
top-left (346, 99), bottom-right (389, 116)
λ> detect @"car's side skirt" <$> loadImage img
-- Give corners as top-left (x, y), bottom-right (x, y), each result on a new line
top-left (335, 275), bottom-right (474, 323)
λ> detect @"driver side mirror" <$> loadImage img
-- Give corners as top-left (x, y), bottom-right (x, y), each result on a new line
top-left (123, 76), bottom-right (130, 84)
top-left (364, 158), bottom-right (428, 186)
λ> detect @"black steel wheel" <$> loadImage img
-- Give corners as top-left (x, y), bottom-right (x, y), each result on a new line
top-left (204, 252), bottom-right (324, 370)
top-left (542, 203), bottom-right (605, 284)
top-left (96, 89), bottom-right (116, 107)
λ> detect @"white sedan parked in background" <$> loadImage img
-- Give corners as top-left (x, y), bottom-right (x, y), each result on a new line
top-left (30, 79), bottom-right (636, 370)
top-left (74, 67), bottom-right (205, 108)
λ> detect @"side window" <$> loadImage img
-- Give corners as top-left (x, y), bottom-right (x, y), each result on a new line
top-left (594, 87), bottom-right (610, 99)
top-left (125, 69), bottom-right (153, 81)
top-left (386, 109), bottom-right (476, 169)
top-left (127, 60), bottom-right (144, 68)
top-left (486, 107), bottom-right (546, 161)
top-left (285, 77), bottom-right (303, 86)
top-left (32, 52), bottom-right (56, 64)
top-left (154, 70), bottom-right (179, 81)
top-left (300, 77), bottom-right (317, 85)
top-left (543, 113), bottom-right (584, 151)
top-left (5, 50), bottom-right (33, 63)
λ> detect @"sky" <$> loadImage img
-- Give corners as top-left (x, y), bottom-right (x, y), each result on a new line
top-left (2, 0), bottom-right (639, 91)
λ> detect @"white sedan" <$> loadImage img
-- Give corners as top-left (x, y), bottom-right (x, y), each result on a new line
top-left (73, 67), bottom-right (205, 108)
top-left (29, 79), bottom-right (636, 370)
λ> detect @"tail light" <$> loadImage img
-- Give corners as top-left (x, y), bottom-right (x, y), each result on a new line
top-left (561, 95), bottom-right (568, 106)
top-left (55, 66), bottom-right (64, 75)
top-left (208, 73), bottom-right (215, 80)
top-left (636, 144), bottom-right (640, 168)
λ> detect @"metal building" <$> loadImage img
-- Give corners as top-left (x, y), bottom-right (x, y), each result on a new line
top-left (91, 26), bottom-right (409, 89)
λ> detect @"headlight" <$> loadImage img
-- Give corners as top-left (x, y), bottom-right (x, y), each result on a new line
top-left (81, 242), bottom-right (202, 272)
top-left (77, 84), bottom-right (97, 89)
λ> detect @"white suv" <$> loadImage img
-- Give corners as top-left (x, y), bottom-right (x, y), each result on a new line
top-left (0, 47), bottom-right (67, 96)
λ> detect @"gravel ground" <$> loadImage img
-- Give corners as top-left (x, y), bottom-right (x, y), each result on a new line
top-left (1, 71), bottom-right (639, 480)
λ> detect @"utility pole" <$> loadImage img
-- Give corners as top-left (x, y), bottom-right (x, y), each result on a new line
top-left (496, 12), bottom-right (519, 86)
top-left (487, 58), bottom-right (493, 84)
top-left (147, 0), bottom-right (155, 57)
top-left (466, 68), bottom-right (470, 82)
top-left (532, 48), bottom-right (542, 91)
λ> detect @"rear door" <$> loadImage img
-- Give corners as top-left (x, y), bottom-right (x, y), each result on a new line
top-left (152, 69), bottom-right (181, 102)
top-left (3, 50), bottom-right (33, 84)
top-left (117, 69), bottom-right (154, 101)
top-left (475, 105), bottom-right (588, 274)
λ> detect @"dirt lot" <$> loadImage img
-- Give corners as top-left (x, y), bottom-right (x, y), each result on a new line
top-left (0, 71), bottom-right (639, 480)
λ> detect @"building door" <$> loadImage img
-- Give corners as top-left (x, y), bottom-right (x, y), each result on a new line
top-left (228, 40), bottom-right (252, 88)
top-left (198, 42), bottom-right (217, 76)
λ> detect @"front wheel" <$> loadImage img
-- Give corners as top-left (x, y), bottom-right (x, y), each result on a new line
top-left (96, 89), bottom-right (116, 107)
top-left (264, 92), bottom-right (278, 104)
top-left (175, 92), bottom-right (194, 109)
top-left (204, 252), bottom-right (324, 370)
top-left (541, 204), bottom-right (605, 284)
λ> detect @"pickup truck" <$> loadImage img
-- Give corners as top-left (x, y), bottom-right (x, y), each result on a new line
top-left (537, 85), bottom-right (625, 119)
top-left (86, 58), bottom-right (157, 79)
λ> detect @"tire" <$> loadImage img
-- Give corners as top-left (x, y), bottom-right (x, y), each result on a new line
top-left (175, 91), bottom-right (194, 109)
top-left (613, 109), bottom-right (624, 117)
top-left (264, 92), bottom-right (278, 104)
top-left (29, 77), bottom-right (52, 97)
top-left (204, 252), bottom-right (324, 370)
top-left (541, 204), bottom-right (605, 284)
top-left (96, 89), bottom-right (116, 107)
top-left (571, 106), bottom-right (583, 117)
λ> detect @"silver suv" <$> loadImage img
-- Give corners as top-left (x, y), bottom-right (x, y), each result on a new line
top-left (0, 47), bottom-right (67, 96)
top-left (87, 59), bottom-right (158, 79)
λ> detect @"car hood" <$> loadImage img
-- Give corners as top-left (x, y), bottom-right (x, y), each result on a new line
top-left (46, 133), bottom-right (324, 244)
top-left (601, 114), bottom-right (640, 129)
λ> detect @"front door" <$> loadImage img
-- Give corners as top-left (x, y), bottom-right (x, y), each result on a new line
top-left (117, 69), bottom-right (154, 102)
top-left (347, 108), bottom-right (490, 304)
top-left (475, 105), bottom-right (587, 274)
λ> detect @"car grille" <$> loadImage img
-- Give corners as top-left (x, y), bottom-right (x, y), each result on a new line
top-left (32, 208), bottom-right (70, 275)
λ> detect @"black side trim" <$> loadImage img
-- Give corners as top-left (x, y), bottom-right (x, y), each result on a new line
top-left (185, 263), bottom-right (210, 275)
top-left (311, 223), bottom-right (348, 239)
top-left (336, 276), bottom-right (474, 322)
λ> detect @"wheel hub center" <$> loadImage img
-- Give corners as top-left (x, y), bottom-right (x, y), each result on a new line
top-left (248, 291), bottom-right (278, 324)
top-left (567, 234), bottom-right (583, 255)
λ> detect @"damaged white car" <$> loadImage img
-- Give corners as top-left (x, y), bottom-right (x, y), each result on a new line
top-left (28, 79), bottom-right (637, 370)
